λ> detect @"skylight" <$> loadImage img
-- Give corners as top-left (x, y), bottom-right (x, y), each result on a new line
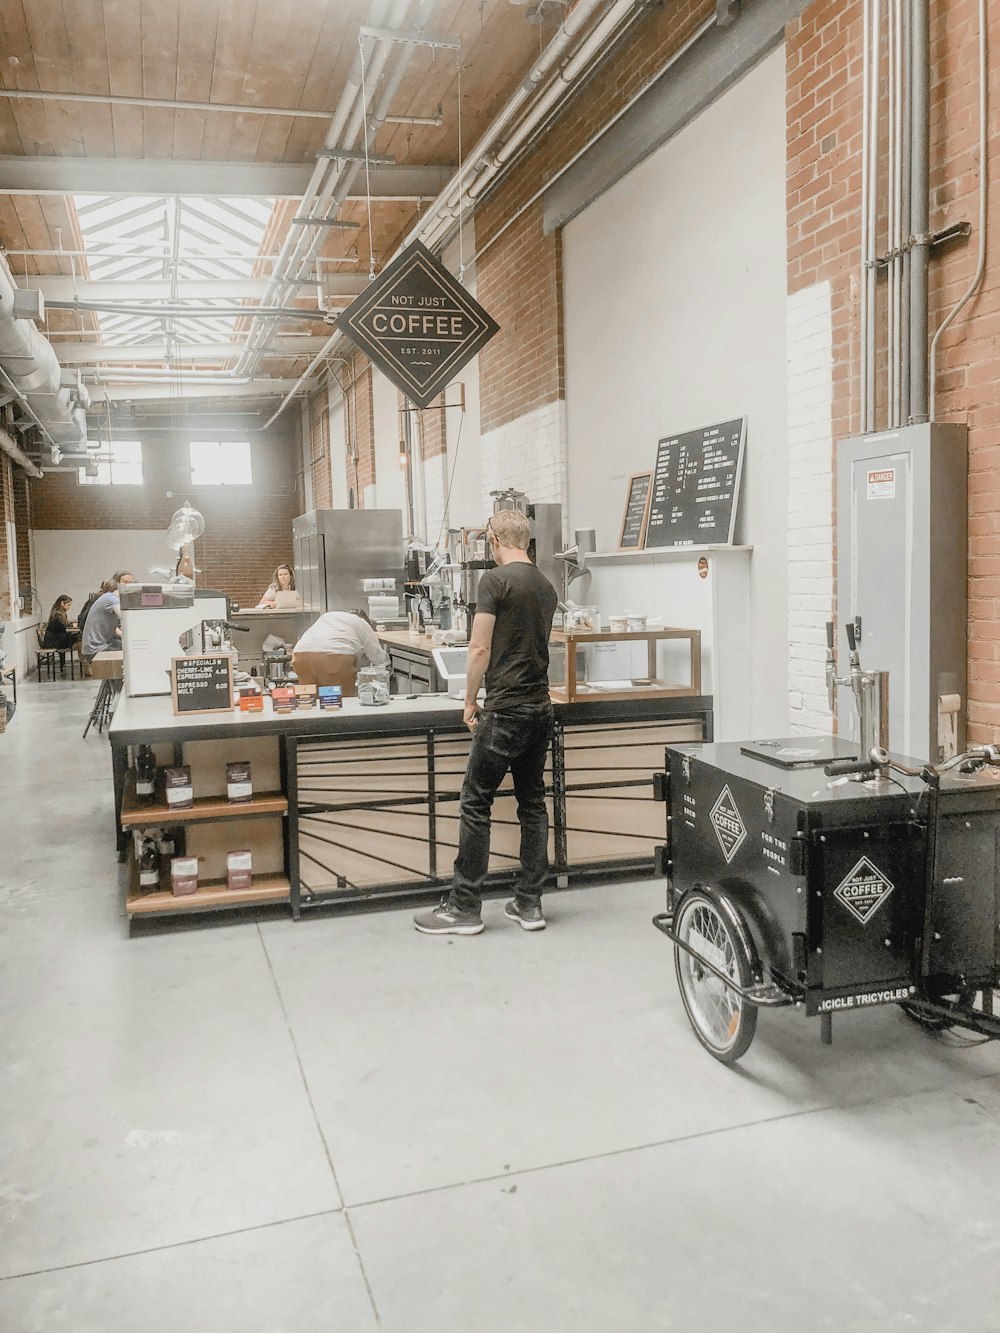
top-left (73, 194), bottom-right (275, 348)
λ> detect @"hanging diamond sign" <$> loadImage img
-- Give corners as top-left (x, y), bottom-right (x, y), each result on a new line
top-left (335, 241), bottom-right (500, 408)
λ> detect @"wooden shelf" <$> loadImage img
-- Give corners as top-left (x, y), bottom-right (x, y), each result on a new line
top-left (121, 787), bottom-right (288, 828)
top-left (126, 874), bottom-right (291, 916)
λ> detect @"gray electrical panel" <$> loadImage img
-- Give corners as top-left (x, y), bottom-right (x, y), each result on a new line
top-left (836, 423), bottom-right (967, 761)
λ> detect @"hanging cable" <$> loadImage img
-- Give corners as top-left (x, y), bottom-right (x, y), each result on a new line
top-left (456, 45), bottom-right (466, 284)
top-left (358, 33), bottom-right (377, 281)
top-left (434, 403), bottom-right (466, 550)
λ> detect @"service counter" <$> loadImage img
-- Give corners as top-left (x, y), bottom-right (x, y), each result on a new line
top-left (379, 630), bottom-right (442, 693)
top-left (109, 690), bottom-right (714, 927)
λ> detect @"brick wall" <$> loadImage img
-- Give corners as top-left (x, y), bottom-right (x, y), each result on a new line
top-left (308, 395), bottom-right (332, 510)
top-left (472, 2), bottom-right (715, 517)
top-left (0, 455), bottom-right (13, 620)
top-left (13, 468), bottom-right (32, 615)
top-left (30, 420), bottom-right (302, 613)
top-left (786, 0), bottom-right (1000, 741)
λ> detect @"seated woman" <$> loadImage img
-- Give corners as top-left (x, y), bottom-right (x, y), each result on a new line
top-left (257, 563), bottom-right (297, 609)
top-left (42, 595), bottom-right (81, 670)
top-left (291, 609), bottom-right (389, 695)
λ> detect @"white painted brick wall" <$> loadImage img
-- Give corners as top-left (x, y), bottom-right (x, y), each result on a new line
top-left (787, 281), bottom-right (835, 734)
top-left (422, 450), bottom-right (448, 546)
top-left (480, 399), bottom-right (566, 516)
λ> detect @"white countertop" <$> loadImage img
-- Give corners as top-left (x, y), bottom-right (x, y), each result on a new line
top-left (110, 689), bottom-right (464, 738)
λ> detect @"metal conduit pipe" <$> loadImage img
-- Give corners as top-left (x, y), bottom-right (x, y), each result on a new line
top-left (234, 1), bottom-right (402, 375)
top-left (465, 0), bottom-right (642, 207)
top-left (908, 0), bottom-right (930, 422)
top-left (0, 255), bottom-right (90, 450)
top-left (859, 0), bottom-right (871, 433)
top-left (0, 425), bottom-right (42, 478)
top-left (401, 0), bottom-right (607, 249)
top-left (928, 0), bottom-right (988, 422)
top-left (235, 0), bottom-right (409, 375)
top-left (865, 0), bottom-right (880, 430)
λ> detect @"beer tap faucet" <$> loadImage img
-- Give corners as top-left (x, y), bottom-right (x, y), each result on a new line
top-left (826, 618), bottom-right (889, 760)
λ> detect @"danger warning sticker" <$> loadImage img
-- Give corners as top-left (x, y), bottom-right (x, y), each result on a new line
top-left (867, 468), bottom-right (896, 500)
top-left (833, 856), bottom-right (895, 924)
top-left (710, 785), bottom-right (747, 864)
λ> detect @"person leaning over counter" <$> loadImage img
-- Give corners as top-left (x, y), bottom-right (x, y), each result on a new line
top-left (257, 563), bottom-right (296, 609)
top-left (291, 608), bottom-right (389, 693)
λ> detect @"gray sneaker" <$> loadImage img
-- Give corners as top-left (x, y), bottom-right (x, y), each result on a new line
top-left (504, 898), bottom-right (546, 931)
top-left (413, 897), bottom-right (484, 935)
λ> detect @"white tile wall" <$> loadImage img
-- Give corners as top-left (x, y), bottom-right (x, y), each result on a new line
top-left (480, 399), bottom-right (566, 515)
top-left (787, 280), bottom-right (835, 734)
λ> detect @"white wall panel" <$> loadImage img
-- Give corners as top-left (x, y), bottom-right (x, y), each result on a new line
top-left (563, 46), bottom-right (789, 735)
top-left (33, 529), bottom-right (167, 616)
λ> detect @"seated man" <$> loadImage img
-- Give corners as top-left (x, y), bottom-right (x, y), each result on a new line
top-left (81, 580), bottom-right (122, 662)
top-left (291, 609), bottom-right (389, 695)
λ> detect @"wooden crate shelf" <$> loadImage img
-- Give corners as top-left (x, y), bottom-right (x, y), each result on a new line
top-left (126, 874), bottom-right (291, 916)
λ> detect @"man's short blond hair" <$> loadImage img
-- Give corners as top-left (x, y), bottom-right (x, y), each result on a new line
top-left (488, 509), bottom-right (531, 551)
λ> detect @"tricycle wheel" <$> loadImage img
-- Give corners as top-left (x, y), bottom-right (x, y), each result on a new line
top-left (673, 886), bottom-right (758, 1064)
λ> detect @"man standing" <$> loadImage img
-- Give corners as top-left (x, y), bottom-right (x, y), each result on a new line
top-left (414, 509), bottom-right (558, 936)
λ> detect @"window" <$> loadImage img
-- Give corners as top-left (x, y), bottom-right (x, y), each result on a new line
top-left (189, 440), bottom-right (253, 486)
top-left (78, 439), bottom-right (143, 486)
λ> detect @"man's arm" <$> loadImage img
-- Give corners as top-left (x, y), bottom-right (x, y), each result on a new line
top-left (464, 612), bottom-right (495, 730)
top-left (359, 622), bottom-right (390, 667)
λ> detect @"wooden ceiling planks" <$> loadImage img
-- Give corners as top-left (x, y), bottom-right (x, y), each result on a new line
top-left (171, 0), bottom-right (217, 164)
top-left (199, 0), bottom-right (258, 164)
top-left (64, 0), bottom-right (116, 160)
top-left (139, 0), bottom-right (182, 162)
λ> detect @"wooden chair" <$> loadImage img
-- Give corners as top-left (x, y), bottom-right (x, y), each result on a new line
top-left (35, 626), bottom-right (81, 681)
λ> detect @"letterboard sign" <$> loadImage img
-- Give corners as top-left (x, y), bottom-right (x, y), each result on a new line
top-left (645, 417), bottom-right (746, 548)
top-left (171, 654), bottom-right (234, 716)
top-left (335, 240), bottom-right (500, 409)
top-left (618, 472), bottom-right (652, 549)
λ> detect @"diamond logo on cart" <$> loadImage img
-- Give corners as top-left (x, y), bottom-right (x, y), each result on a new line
top-left (833, 857), bottom-right (895, 925)
top-left (710, 785), bottom-right (747, 863)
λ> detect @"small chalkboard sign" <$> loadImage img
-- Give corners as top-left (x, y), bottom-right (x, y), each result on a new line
top-left (618, 472), bottom-right (652, 549)
top-left (171, 654), bottom-right (234, 716)
top-left (645, 417), bottom-right (746, 548)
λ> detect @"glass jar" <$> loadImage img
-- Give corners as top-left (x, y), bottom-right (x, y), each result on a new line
top-left (357, 664), bottom-right (391, 706)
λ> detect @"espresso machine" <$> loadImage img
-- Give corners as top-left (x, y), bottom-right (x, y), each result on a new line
top-left (448, 490), bottom-right (563, 640)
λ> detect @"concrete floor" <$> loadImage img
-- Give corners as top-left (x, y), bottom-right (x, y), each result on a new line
top-left (3, 678), bottom-right (1000, 1332)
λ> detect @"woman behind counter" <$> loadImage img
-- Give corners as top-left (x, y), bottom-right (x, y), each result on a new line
top-left (257, 563), bottom-right (298, 609)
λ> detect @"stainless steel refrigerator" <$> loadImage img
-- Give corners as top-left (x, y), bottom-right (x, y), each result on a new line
top-left (293, 509), bottom-right (405, 614)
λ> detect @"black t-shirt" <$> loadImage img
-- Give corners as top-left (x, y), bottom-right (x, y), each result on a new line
top-left (475, 561), bottom-right (558, 711)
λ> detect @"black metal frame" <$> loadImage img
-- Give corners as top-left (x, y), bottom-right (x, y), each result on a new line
top-left (651, 911), bottom-right (796, 1008)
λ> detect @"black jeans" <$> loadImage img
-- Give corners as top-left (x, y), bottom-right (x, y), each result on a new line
top-left (450, 704), bottom-right (554, 914)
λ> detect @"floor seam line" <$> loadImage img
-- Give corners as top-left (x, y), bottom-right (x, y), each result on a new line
top-left (0, 1208), bottom-right (345, 1283)
top-left (256, 923), bottom-right (382, 1327)
top-left (345, 1068), bottom-right (1000, 1212)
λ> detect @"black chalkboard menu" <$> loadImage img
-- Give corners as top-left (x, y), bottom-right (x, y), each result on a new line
top-left (171, 654), bottom-right (234, 716)
top-left (618, 472), bottom-right (652, 549)
top-left (645, 417), bottom-right (746, 548)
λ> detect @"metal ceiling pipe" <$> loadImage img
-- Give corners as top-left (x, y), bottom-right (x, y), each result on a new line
top-left (0, 255), bottom-right (89, 448)
top-left (908, 0), bottom-right (930, 423)
top-left (235, 0), bottom-right (408, 376)
top-left (403, 0), bottom-right (608, 250)
top-left (0, 425), bottom-right (42, 478)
